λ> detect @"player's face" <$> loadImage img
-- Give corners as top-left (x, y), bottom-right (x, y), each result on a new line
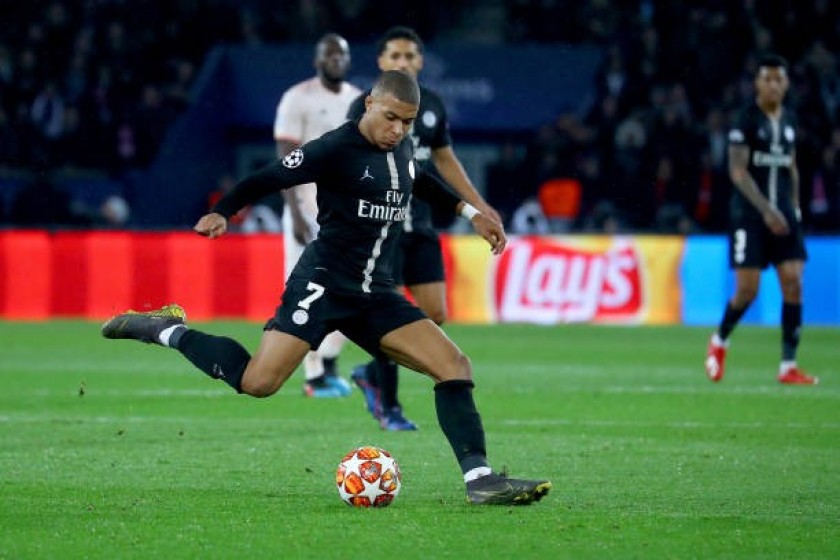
top-left (377, 39), bottom-right (423, 77)
top-left (755, 67), bottom-right (788, 106)
top-left (316, 38), bottom-right (351, 82)
top-left (361, 93), bottom-right (417, 150)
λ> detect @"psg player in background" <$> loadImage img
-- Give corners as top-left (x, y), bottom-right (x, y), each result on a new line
top-left (705, 54), bottom-right (817, 385)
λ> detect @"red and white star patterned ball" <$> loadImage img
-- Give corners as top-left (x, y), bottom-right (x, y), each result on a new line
top-left (336, 446), bottom-right (401, 507)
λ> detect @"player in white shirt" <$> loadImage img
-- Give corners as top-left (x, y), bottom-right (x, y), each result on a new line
top-left (273, 33), bottom-right (361, 397)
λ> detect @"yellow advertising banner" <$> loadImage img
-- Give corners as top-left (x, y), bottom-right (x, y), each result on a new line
top-left (445, 235), bottom-right (685, 325)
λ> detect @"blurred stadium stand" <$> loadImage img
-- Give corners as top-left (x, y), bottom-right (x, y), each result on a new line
top-left (1, 1), bottom-right (839, 232)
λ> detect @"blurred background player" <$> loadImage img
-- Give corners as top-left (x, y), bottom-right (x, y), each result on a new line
top-left (347, 26), bottom-right (501, 429)
top-left (274, 33), bottom-right (361, 397)
top-left (705, 55), bottom-right (817, 386)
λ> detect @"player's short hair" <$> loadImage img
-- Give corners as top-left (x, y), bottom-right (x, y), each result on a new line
top-left (371, 70), bottom-right (420, 105)
top-left (757, 54), bottom-right (788, 73)
top-left (376, 26), bottom-right (424, 55)
top-left (316, 33), bottom-right (348, 54)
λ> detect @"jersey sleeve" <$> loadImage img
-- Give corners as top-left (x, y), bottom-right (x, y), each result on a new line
top-left (412, 163), bottom-right (460, 216)
top-left (213, 139), bottom-right (328, 219)
top-left (346, 92), bottom-right (367, 121)
top-left (428, 93), bottom-right (453, 150)
top-left (727, 108), bottom-right (751, 147)
top-left (273, 87), bottom-right (305, 143)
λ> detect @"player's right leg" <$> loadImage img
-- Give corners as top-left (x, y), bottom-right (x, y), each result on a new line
top-left (706, 227), bottom-right (763, 382)
top-left (102, 304), bottom-right (309, 396)
top-left (706, 268), bottom-right (759, 381)
top-left (284, 225), bottom-right (351, 398)
top-left (101, 303), bottom-right (187, 343)
top-left (239, 330), bottom-right (311, 396)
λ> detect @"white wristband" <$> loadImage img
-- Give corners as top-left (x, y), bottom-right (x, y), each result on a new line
top-left (459, 203), bottom-right (480, 220)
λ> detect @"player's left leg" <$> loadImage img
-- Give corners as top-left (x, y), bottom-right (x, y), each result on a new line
top-left (373, 280), bottom-right (448, 431)
top-left (378, 279), bottom-right (446, 430)
top-left (283, 212), bottom-right (350, 398)
top-left (377, 318), bottom-right (550, 505)
top-left (775, 259), bottom-right (818, 384)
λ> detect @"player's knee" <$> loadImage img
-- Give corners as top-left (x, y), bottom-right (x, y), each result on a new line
top-left (781, 276), bottom-right (802, 300)
top-left (427, 307), bottom-right (447, 325)
top-left (451, 351), bottom-right (472, 380)
top-left (240, 374), bottom-right (282, 398)
top-left (734, 285), bottom-right (758, 305)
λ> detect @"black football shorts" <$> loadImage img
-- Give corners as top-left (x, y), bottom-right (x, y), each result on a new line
top-left (728, 210), bottom-right (807, 269)
top-left (394, 228), bottom-right (445, 286)
top-left (265, 277), bottom-right (427, 356)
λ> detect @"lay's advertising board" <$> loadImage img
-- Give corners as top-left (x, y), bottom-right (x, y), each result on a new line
top-left (445, 235), bottom-right (685, 325)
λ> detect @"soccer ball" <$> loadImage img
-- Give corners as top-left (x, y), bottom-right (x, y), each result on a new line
top-left (336, 446), bottom-right (401, 507)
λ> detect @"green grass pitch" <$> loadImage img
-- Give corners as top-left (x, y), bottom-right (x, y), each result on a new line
top-left (1, 321), bottom-right (838, 559)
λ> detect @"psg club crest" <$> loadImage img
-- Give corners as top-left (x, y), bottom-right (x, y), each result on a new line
top-left (283, 149), bottom-right (304, 168)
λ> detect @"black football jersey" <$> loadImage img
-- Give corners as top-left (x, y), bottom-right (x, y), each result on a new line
top-left (347, 86), bottom-right (452, 233)
top-left (728, 103), bottom-right (798, 216)
top-left (213, 121), bottom-right (460, 295)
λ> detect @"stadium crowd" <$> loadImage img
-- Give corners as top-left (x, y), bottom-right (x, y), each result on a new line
top-left (1, 0), bottom-right (839, 233)
top-left (494, 0), bottom-right (840, 234)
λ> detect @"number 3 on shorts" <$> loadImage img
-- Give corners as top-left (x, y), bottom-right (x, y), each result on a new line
top-left (298, 282), bottom-right (326, 310)
top-left (733, 228), bottom-right (747, 264)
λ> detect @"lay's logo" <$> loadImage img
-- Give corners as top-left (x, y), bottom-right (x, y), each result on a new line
top-left (493, 238), bottom-right (644, 324)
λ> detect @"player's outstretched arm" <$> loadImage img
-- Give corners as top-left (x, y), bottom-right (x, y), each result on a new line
top-left (433, 146), bottom-right (502, 223)
top-left (277, 139), bottom-right (315, 245)
top-left (458, 202), bottom-right (506, 255)
top-left (194, 212), bottom-right (228, 239)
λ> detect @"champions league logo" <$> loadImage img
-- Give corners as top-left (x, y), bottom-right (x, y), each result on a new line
top-left (283, 149), bottom-right (304, 168)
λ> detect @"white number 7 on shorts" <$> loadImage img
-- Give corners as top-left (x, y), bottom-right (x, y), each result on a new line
top-left (298, 282), bottom-right (326, 310)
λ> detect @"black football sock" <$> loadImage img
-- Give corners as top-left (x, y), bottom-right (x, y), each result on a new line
top-left (434, 379), bottom-right (489, 474)
top-left (781, 302), bottom-right (802, 361)
top-left (323, 357), bottom-right (338, 377)
top-left (717, 301), bottom-right (749, 340)
top-left (171, 329), bottom-right (250, 393)
top-left (377, 354), bottom-right (400, 410)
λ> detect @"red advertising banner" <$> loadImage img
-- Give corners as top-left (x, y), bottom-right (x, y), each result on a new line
top-left (0, 231), bottom-right (285, 321)
top-left (0, 232), bottom-right (683, 324)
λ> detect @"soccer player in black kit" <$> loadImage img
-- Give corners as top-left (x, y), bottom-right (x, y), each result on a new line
top-left (347, 26), bottom-right (500, 431)
top-left (705, 55), bottom-right (817, 385)
top-left (101, 70), bottom-right (551, 505)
